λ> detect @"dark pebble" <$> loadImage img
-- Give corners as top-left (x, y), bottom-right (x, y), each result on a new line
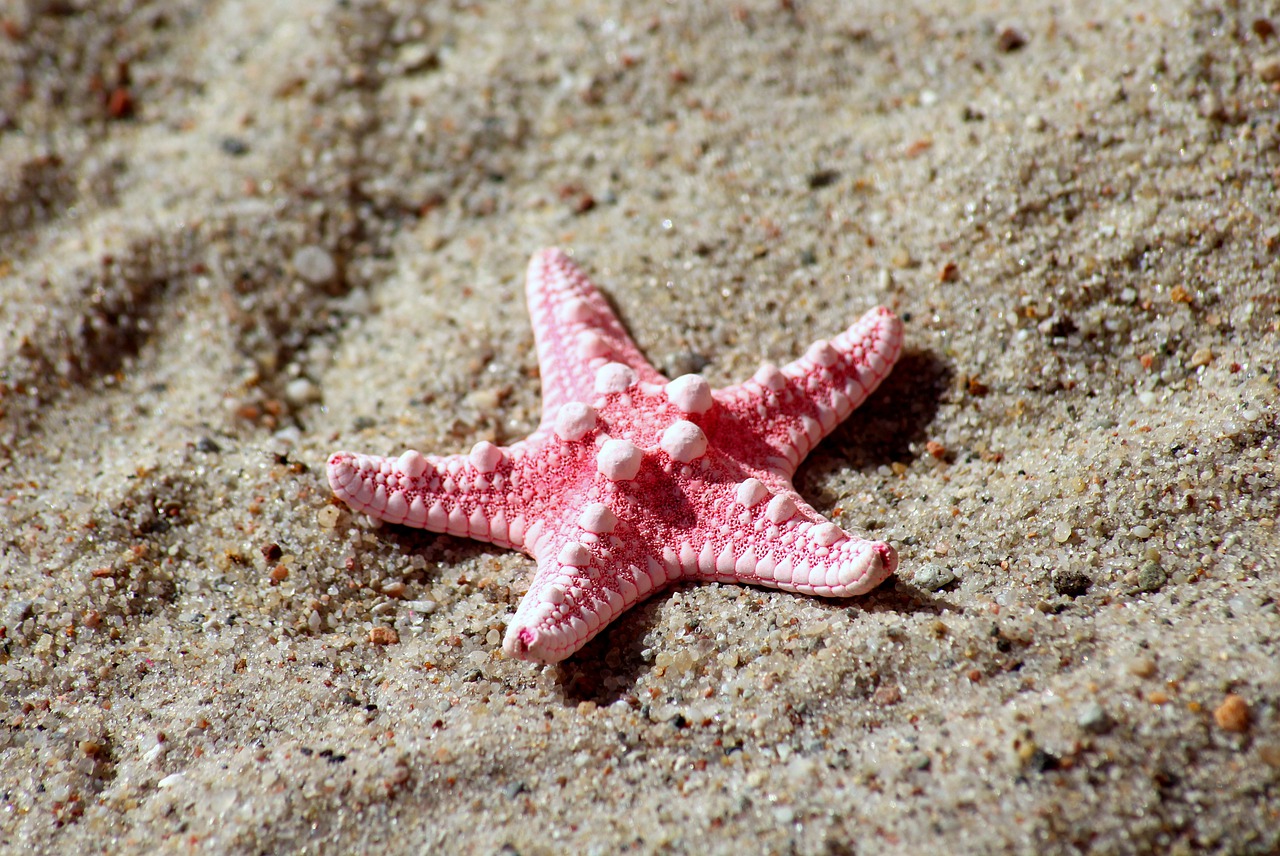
top-left (1136, 562), bottom-right (1168, 593)
top-left (1053, 568), bottom-right (1092, 597)
top-left (220, 137), bottom-right (250, 156)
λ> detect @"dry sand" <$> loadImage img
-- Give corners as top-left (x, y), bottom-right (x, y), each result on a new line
top-left (2, 1), bottom-right (1278, 853)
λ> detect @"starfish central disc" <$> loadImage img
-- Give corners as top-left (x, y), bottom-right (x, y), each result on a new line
top-left (328, 249), bottom-right (905, 663)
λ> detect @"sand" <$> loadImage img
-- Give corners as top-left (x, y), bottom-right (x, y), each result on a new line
top-left (1, 1), bottom-right (1277, 853)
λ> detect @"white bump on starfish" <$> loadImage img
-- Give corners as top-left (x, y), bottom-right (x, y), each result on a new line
top-left (596, 438), bottom-right (643, 481)
top-left (805, 340), bottom-right (840, 368)
top-left (489, 510), bottom-right (509, 543)
top-left (765, 494), bottom-right (797, 524)
top-left (811, 521), bottom-right (844, 547)
top-left (660, 419), bottom-right (708, 463)
top-left (595, 361), bottom-right (637, 394)
top-left (735, 477), bottom-right (770, 508)
top-left (753, 362), bottom-right (787, 392)
top-left (576, 330), bottom-right (612, 361)
top-left (406, 495), bottom-right (428, 527)
top-left (469, 441), bottom-right (504, 473)
top-left (468, 505), bottom-right (490, 538)
top-left (801, 415), bottom-right (823, 446)
top-left (558, 297), bottom-right (595, 324)
top-left (816, 402), bottom-right (840, 433)
top-left (395, 449), bottom-right (429, 479)
top-left (328, 249), bottom-right (904, 664)
top-left (557, 542), bottom-right (592, 566)
top-left (578, 502), bottom-right (618, 534)
top-left (447, 504), bottom-right (468, 534)
top-left (384, 490), bottom-right (408, 521)
top-left (554, 401), bottom-right (597, 442)
top-left (665, 373), bottom-right (714, 414)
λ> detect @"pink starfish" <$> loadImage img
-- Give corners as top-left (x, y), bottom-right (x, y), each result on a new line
top-left (328, 249), bottom-right (903, 663)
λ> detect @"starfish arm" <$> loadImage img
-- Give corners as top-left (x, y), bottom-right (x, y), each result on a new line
top-left (326, 442), bottom-right (533, 551)
top-left (502, 516), bottom-right (672, 663)
top-left (715, 306), bottom-right (903, 476)
top-left (525, 248), bottom-right (666, 420)
top-left (679, 478), bottom-right (898, 597)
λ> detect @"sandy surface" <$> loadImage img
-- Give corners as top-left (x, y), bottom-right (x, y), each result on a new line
top-left (2, 1), bottom-right (1278, 853)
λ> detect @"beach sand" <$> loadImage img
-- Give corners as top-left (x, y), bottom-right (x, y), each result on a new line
top-left (1, 1), bottom-right (1277, 852)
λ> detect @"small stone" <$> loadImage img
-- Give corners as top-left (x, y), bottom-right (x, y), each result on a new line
top-left (220, 136), bottom-right (249, 156)
top-left (5, 600), bottom-right (33, 627)
top-left (1255, 55), bottom-right (1280, 82)
top-left (912, 563), bottom-right (956, 591)
top-left (316, 505), bottom-right (341, 529)
top-left (1213, 693), bottom-right (1251, 733)
top-left (1052, 568), bottom-right (1091, 597)
top-left (398, 43), bottom-right (439, 73)
top-left (1078, 701), bottom-right (1114, 734)
top-left (1136, 562), bottom-right (1168, 593)
top-left (369, 626), bottom-right (399, 646)
top-left (157, 773), bottom-right (186, 789)
top-left (293, 245), bottom-right (338, 285)
top-left (997, 27), bottom-right (1028, 52)
top-left (1026, 748), bottom-right (1060, 773)
top-left (1127, 656), bottom-right (1157, 679)
top-left (807, 169), bottom-right (840, 189)
top-left (285, 377), bottom-right (321, 406)
top-left (872, 685), bottom-right (901, 706)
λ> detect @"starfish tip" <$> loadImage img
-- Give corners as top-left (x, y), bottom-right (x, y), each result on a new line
top-left (503, 624), bottom-right (570, 664)
top-left (502, 625), bottom-right (535, 658)
top-left (326, 452), bottom-right (356, 489)
top-left (874, 541), bottom-right (899, 578)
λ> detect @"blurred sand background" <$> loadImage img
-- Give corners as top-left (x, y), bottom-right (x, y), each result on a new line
top-left (1, 1), bottom-right (1278, 853)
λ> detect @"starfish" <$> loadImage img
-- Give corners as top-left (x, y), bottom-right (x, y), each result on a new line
top-left (327, 249), bottom-right (903, 663)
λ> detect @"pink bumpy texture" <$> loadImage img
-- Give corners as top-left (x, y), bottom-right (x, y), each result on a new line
top-left (328, 249), bottom-right (904, 663)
